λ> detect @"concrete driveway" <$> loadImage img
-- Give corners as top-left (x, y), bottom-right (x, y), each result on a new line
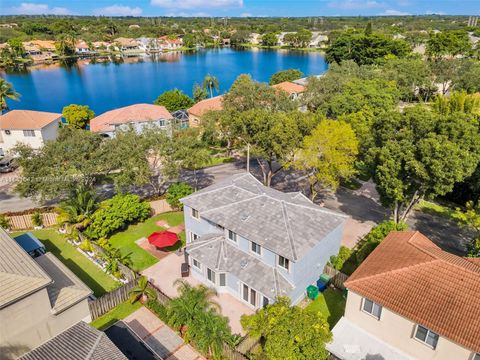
top-left (142, 253), bottom-right (254, 335)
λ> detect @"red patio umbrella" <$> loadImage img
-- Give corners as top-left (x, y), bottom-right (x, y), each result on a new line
top-left (148, 231), bottom-right (179, 248)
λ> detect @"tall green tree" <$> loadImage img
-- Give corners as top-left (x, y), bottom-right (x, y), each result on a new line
top-left (202, 74), bottom-right (219, 98)
top-left (55, 33), bottom-right (76, 56)
top-left (0, 79), bottom-right (20, 112)
top-left (262, 32), bottom-right (278, 47)
top-left (154, 89), bottom-right (194, 112)
top-left (293, 120), bottom-right (359, 200)
top-left (7, 38), bottom-right (24, 57)
top-left (192, 82), bottom-right (208, 102)
top-left (62, 104), bottom-right (95, 129)
top-left (269, 69), bottom-right (304, 85)
top-left (426, 30), bottom-right (471, 58)
top-left (241, 297), bottom-right (332, 360)
top-left (455, 201), bottom-right (480, 257)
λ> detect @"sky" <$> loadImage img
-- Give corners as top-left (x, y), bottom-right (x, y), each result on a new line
top-left (0, 0), bottom-right (478, 17)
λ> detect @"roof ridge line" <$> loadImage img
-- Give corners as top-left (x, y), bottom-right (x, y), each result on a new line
top-left (86, 330), bottom-right (104, 360)
top-left (203, 194), bottom-right (264, 214)
top-left (281, 201), bottom-right (298, 261)
top-left (287, 201), bottom-right (348, 218)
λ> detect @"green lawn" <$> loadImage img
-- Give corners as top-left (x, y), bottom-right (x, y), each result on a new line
top-left (305, 288), bottom-right (346, 329)
top-left (12, 229), bottom-right (120, 297)
top-left (90, 301), bottom-right (142, 331)
top-left (107, 211), bottom-right (185, 272)
top-left (415, 200), bottom-right (461, 222)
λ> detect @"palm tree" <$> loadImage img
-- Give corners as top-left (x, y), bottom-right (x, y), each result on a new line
top-left (202, 74), bottom-right (219, 98)
top-left (129, 276), bottom-right (157, 304)
top-left (103, 247), bottom-right (132, 276)
top-left (166, 280), bottom-right (220, 333)
top-left (57, 186), bottom-right (97, 230)
top-left (0, 79), bottom-right (19, 112)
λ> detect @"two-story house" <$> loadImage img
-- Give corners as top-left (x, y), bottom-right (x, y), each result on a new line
top-left (0, 228), bottom-right (93, 359)
top-left (327, 231), bottom-right (480, 360)
top-left (181, 173), bottom-right (347, 309)
top-left (187, 95), bottom-right (224, 128)
top-left (89, 104), bottom-right (173, 138)
top-left (0, 110), bottom-right (61, 156)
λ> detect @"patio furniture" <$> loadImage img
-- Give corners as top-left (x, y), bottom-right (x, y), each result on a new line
top-left (148, 231), bottom-right (179, 249)
top-left (181, 262), bottom-right (190, 277)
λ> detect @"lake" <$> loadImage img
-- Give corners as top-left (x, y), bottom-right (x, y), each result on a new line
top-left (1, 48), bottom-right (328, 115)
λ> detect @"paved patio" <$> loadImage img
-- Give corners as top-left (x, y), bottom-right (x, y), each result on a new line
top-left (124, 307), bottom-right (204, 360)
top-left (142, 253), bottom-right (254, 335)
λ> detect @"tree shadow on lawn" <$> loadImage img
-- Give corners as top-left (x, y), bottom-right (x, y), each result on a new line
top-left (40, 238), bottom-right (111, 297)
top-left (322, 288), bottom-right (346, 329)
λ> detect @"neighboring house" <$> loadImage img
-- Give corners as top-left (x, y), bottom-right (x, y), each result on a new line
top-left (75, 40), bottom-right (91, 54)
top-left (18, 321), bottom-right (126, 360)
top-left (248, 33), bottom-right (261, 45)
top-left (114, 37), bottom-right (140, 52)
top-left (182, 173), bottom-right (347, 309)
top-left (309, 32), bottom-right (328, 48)
top-left (136, 37), bottom-right (160, 52)
top-left (327, 231), bottom-right (480, 360)
top-left (92, 41), bottom-right (111, 51)
top-left (0, 228), bottom-right (92, 359)
top-left (293, 74), bottom-right (324, 87)
top-left (272, 81), bottom-right (305, 100)
top-left (90, 104), bottom-right (173, 138)
top-left (187, 95), bottom-right (224, 127)
top-left (0, 110), bottom-right (61, 156)
top-left (159, 36), bottom-right (183, 50)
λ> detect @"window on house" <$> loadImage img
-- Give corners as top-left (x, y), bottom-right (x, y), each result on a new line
top-left (278, 255), bottom-right (290, 271)
top-left (219, 273), bottom-right (226, 286)
top-left (362, 298), bottom-right (382, 319)
top-left (189, 232), bottom-right (199, 243)
top-left (23, 130), bottom-right (35, 137)
top-left (191, 208), bottom-right (199, 219)
top-left (228, 230), bottom-right (237, 242)
top-left (262, 296), bottom-right (269, 308)
top-left (192, 258), bottom-right (201, 269)
top-left (414, 325), bottom-right (439, 349)
top-left (4, 130), bottom-right (11, 135)
top-left (207, 268), bottom-right (215, 283)
top-left (251, 241), bottom-right (261, 255)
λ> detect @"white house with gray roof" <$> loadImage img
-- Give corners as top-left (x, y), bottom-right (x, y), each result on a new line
top-left (181, 173), bottom-right (347, 309)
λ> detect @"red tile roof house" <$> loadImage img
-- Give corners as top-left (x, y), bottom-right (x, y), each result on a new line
top-left (89, 104), bottom-right (174, 138)
top-left (187, 95), bottom-right (224, 128)
top-left (0, 110), bottom-right (62, 156)
top-left (271, 81), bottom-right (305, 100)
top-left (327, 231), bottom-right (480, 360)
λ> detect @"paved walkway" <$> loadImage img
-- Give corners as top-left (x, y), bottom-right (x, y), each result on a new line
top-left (124, 307), bottom-right (204, 360)
top-left (142, 253), bottom-right (254, 335)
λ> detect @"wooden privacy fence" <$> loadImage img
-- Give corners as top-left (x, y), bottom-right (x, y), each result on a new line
top-left (6, 213), bottom-right (58, 230)
top-left (88, 278), bottom-right (139, 320)
top-left (323, 265), bottom-right (349, 290)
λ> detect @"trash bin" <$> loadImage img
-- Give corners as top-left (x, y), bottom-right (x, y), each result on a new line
top-left (316, 279), bottom-right (328, 292)
top-left (319, 273), bottom-right (331, 284)
top-left (307, 285), bottom-right (319, 300)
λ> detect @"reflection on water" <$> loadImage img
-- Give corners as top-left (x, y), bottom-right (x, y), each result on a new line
top-left (2, 48), bottom-right (328, 114)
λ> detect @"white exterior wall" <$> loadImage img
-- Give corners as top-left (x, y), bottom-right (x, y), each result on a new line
top-left (344, 291), bottom-right (476, 360)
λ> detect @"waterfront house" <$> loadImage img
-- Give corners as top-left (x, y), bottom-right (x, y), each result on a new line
top-left (136, 37), bottom-right (160, 52)
top-left (0, 228), bottom-right (92, 359)
top-left (187, 95), bottom-right (224, 127)
top-left (327, 231), bottom-right (480, 360)
top-left (22, 41), bottom-right (41, 56)
top-left (248, 33), bottom-right (261, 45)
top-left (75, 40), bottom-right (91, 54)
top-left (0, 110), bottom-right (61, 156)
top-left (159, 36), bottom-right (183, 50)
top-left (92, 41), bottom-right (111, 51)
top-left (90, 104), bottom-right (173, 138)
top-left (114, 37), bottom-right (140, 52)
top-left (309, 32), bottom-right (329, 48)
top-left (182, 173), bottom-right (347, 309)
top-left (272, 81), bottom-right (305, 100)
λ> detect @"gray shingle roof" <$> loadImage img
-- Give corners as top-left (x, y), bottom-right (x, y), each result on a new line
top-left (35, 253), bottom-right (92, 314)
top-left (182, 173), bottom-right (347, 260)
top-left (0, 227), bottom-right (51, 309)
top-left (19, 321), bottom-right (127, 360)
top-left (187, 234), bottom-right (294, 298)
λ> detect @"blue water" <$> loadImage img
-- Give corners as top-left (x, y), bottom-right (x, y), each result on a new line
top-left (1, 48), bottom-right (328, 115)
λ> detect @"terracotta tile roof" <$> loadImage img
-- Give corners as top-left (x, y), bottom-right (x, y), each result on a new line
top-left (345, 231), bottom-right (480, 353)
top-left (0, 110), bottom-right (61, 130)
top-left (31, 40), bottom-right (56, 50)
top-left (188, 95), bottom-right (224, 117)
top-left (90, 104), bottom-right (172, 132)
top-left (271, 81), bottom-right (305, 95)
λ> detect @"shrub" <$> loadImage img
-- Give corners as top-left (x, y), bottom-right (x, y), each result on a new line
top-left (85, 194), bottom-right (151, 239)
top-left (31, 211), bottom-right (43, 227)
top-left (329, 246), bottom-right (352, 270)
top-left (166, 183), bottom-right (194, 210)
top-left (0, 214), bottom-right (10, 229)
top-left (79, 239), bottom-right (94, 253)
top-left (147, 299), bottom-right (169, 321)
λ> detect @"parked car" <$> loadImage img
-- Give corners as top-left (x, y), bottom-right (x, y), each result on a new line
top-left (0, 157), bottom-right (18, 173)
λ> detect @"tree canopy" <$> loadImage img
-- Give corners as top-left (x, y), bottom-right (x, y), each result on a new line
top-left (154, 89), bottom-right (194, 112)
top-left (269, 68), bottom-right (304, 85)
top-left (62, 104), bottom-right (95, 129)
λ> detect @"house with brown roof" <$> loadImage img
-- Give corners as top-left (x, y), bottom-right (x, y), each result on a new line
top-left (75, 40), bottom-right (91, 54)
top-left (271, 81), bottom-right (305, 100)
top-left (0, 228), bottom-right (92, 359)
top-left (0, 110), bottom-right (61, 156)
top-left (327, 231), bottom-right (480, 360)
top-left (90, 103), bottom-right (173, 138)
top-left (114, 37), bottom-right (139, 52)
top-left (187, 95), bottom-right (224, 127)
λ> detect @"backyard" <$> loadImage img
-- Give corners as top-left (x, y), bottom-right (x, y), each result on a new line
top-left (13, 229), bottom-right (120, 297)
top-left (305, 288), bottom-right (346, 329)
top-left (107, 211), bottom-right (185, 272)
top-left (90, 300), bottom-right (142, 331)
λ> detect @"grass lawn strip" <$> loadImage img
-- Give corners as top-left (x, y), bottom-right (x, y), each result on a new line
top-left (12, 229), bottom-right (119, 297)
top-left (305, 288), bottom-right (346, 329)
top-left (90, 301), bottom-right (142, 331)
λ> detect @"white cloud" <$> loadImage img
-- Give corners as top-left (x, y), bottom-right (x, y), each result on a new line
top-left (328, 0), bottom-right (386, 10)
top-left (379, 9), bottom-right (411, 15)
top-left (151, 0), bottom-right (243, 9)
top-left (165, 11), bottom-right (210, 17)
top-left (94, 5), bottom-right (143, 16)
top-left (240, 12), bottom-right (252, 17)
top-left (11, 2), bottom-right (71, 15)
